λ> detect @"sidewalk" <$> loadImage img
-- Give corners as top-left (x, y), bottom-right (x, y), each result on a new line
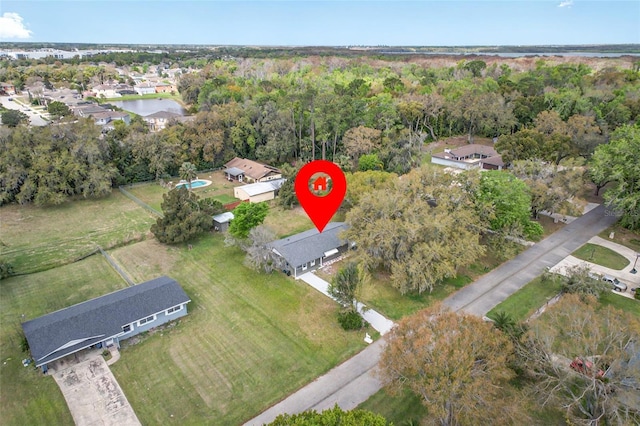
top-left (298, 272), bottom-right (395, 335)
top-left (244, 339), bottom-right (385, 426)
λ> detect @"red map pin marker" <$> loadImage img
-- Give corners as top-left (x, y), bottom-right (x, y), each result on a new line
top-left (295, 160), bottom-right (347, 233)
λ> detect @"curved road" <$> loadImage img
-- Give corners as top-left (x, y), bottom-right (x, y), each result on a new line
top-left (245, 204), bottom-right (618, 425)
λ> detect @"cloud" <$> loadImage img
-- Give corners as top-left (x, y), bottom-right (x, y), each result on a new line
top-left (0, 13), bottom-right (33, 39)
top-left (557, 0), bottom-right (573, 8)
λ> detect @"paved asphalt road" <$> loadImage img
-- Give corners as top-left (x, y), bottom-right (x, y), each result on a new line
top-left (443, 204), bottom-right (619, 316)
top-left (1, 95), bottom-right (49, 126)
top-left (245, 204), bottom-right (619, 425)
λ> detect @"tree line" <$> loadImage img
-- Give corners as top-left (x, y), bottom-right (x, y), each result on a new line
top-left (1, 56), bottom-right (638, 220)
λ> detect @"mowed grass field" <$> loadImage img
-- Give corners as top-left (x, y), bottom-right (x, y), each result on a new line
top-left (109, 237), bottom-right (364, 424)
top-left (0, 191), bottom-right (155, 274)
top-left (0, 256), bottom-right (128, 426)
top-left (0, 191), bottom-right (365, 425)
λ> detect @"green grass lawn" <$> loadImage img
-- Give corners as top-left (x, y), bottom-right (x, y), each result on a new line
top-left (125, 183), bottom-right (167, 212)
top-left (1, 191), bottom-right (366, 425)
top-left (536, 214), bottom-right (566, 239)
top-left (263, 205), bottom-right (315, 238)
top-left (600, 291), bottom-right (640, 316)
top-left (358, 388), bottom-right (427, 424)
top-left (0, 192), bottom-right (155, 274)
top-left (487, 275), bottom-right (564, 322)
top-left (572, 243), bottom-right (630, 270)
top-left (210, 194), bottom-right (238, 205)
top-left (108, 236), bottom-right (365, 425)
top-left (599, 225), bottom-right (640, 252)
top-left (317, 249), bottom-right (508, 321)
top-left (125, 173), bottom-right (242, 212)
top-left (356, 270), bottom-right (471, 320)
top-left (0, 256), bottom-right (128, 426)
top-left (359, 379), bottom-right (567, 425)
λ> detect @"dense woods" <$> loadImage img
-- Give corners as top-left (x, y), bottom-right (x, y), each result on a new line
top-left (1, 53), bottom-right (639, 227)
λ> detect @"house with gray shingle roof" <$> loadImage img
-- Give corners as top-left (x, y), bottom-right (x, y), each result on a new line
top-left (431, 144), bottom-right (503, 170)
top-left (268, 222), bottom-right (350, 278)
top-left (22, 276), bottom-right (190, 372)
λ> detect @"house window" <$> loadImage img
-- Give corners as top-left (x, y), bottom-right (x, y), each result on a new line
top-left (166, 305), bottom-right (182, 315)
top-left (122, 324), bottom-right (132, 333)
top-left (302, 263), bottom-right (308, 271)
top-left (138, 315), bottom-right (156, 326)
top-left (310, 259), bottom-right (316, 267)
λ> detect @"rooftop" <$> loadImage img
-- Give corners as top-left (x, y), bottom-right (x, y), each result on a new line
top-left (224, 157), bottom-right (281, 181)
top-left (22, 276), bottom-right (190, 366)
top-left (269, 222), bottom-right (348, 268)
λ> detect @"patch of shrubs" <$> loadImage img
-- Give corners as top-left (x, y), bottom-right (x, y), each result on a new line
top-left (337, 310), bottom-right (367, 331)
top-left (0, 261), bottom-right (14, 280)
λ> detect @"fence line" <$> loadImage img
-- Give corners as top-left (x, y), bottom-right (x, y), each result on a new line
top-left (118, 186), bottom-right (163, 218)
top-left (526, 293), bottom-right (562, 323)
top-left (98, 246), bottom-right (135, 287)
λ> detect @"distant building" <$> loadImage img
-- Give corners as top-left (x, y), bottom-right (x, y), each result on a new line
top-left (142, 110), bottom-right (183, 132)
top-left (234, 179), bottom-right (286, 203)
top-left (155, 82), bottom-right (176, 93)
top-left (431, 144), bottom-right (504, 170)
top-left (0, 82), bottom-right (16, 95)
top-left (224, 157), bottom-right (282, 183)
top-left (134, 83), bottom-right (156, 95)
top-left (91, 111), bottom-right (131, 126)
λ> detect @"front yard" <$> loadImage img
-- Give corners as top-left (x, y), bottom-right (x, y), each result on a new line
top-left (109, 237), bottom-right (365, 424)
top-left (0, 190), bottom-right (365, 425)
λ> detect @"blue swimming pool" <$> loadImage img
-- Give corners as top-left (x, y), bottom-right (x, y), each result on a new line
top-left (175, 179), bottom-right (211, 189)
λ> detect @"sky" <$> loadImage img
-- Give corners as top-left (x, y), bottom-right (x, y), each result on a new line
top-left (0, 1), bottom-right (639, 46)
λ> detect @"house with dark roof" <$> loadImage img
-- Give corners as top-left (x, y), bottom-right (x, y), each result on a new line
top-left (233, 178), bottom-right (286, 203)
top-left (22, 276), bottom-right (190, 372)
top-left (268, 222), bottom-right (350, 278)
top-left (431, 144), bottom-right (504, 170)
top-left (224, 157), bottom-right (282, 183)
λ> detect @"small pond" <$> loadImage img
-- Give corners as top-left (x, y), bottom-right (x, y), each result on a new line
top-left (111, 98), bottom-right (187, 117)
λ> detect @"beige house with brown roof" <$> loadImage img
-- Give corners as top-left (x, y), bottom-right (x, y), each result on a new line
top-left (224, 157), bottom-right (282, 183)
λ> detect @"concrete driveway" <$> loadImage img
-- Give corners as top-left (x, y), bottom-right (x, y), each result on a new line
top-left (549, 235), bottom-right (640, 296)
top-left (53, 353), bottom-right (141, 426)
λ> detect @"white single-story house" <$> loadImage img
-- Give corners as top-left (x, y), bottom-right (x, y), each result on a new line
top-left (224, 157), bottom-right (282, 183)
top-left (269, 222), bottom-right (351, 278)
top-left (22, 276), bottom-right (190, 373)
top-left (91, 110), bottom-right (131, 126)
top-left (92, 84), bottom-right (121, 98)
top-left (134, 83), bottom-right (156, 95)
top-left (213, 211), bottom-right (234, 232)
top-left (431, 144), bottom-right (504, 170)
top-left (234, 179), bottom-right (286, 203)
